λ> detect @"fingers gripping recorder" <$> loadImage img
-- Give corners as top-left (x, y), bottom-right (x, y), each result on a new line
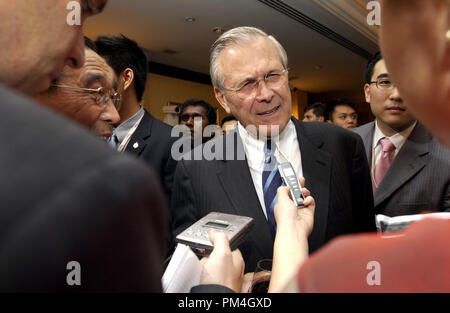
top-left (278, 162), bottom-right (305, 207)
top-left (175, 212), bottom-right (254, 256)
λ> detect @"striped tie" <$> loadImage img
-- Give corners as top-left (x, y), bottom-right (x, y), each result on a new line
top-left (262, 140), bottom-right (283, 238)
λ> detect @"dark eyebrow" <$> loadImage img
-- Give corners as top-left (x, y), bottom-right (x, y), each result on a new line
top-left (377, 73), bottom-right (390, 79)
top-left (85, 74), bottom-right (105, 87)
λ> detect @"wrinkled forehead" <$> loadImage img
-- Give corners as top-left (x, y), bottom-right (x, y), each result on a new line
top-left (78, 49), bottom-right (116, 88)
top-left (219, 36), bottom-right (283, 77)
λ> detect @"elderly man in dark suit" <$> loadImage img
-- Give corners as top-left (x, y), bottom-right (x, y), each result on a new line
top-left (354, 51), bottom-right (450, 216)
top-left (171, 26), bottom-right (376, 272)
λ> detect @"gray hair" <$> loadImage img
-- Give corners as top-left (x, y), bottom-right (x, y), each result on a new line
top-left (209, 26), bottom-right (288, 91)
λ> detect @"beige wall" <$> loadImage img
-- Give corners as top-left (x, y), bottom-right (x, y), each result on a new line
top-left (142, 73), bottom-right (227, 124)
top-left (143, 73), bottom-right (309, 124)
top-left (291, 89), bottom-right (309, 120)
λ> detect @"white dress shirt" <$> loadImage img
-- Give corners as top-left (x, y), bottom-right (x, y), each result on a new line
top-left (371, 120), bottom-right (417, 183)
top-left (238, 120), bottom-right (303, 218)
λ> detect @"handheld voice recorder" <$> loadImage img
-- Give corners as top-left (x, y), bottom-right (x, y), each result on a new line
top-left (175, 212), bottom-right (254, 256)
top-left (278, 162), bottom-right (305, 207)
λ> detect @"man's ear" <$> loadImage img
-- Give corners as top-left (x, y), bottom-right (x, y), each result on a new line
top-left (214, 87), bottom-right (231, 114)
top-left (364, 83), bottom-right (371, 103)
top-left (121, 68), bottom-right (134, 92)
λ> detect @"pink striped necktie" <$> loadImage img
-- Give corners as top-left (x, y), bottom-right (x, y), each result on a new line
top-left (374, 137), bottom-right (395, 188)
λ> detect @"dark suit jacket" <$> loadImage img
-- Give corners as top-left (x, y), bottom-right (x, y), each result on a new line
top-left (354, 121), bottom-right (450, 216)
top-left (0, 85), bottom-right (167, 292)
top-left (124, 109), bottom-right (177, 256)
top-left (124, 109), bottom-right (177, 205)
top-left (171, 118), bottom-right (376, 272)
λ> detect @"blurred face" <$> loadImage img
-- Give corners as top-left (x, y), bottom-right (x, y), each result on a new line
top-left (180, 105), bottom-right (209, 139)
top-left (379, 0), bottom-right (450, 147)
top-left (35, 48), bottom-right (119, 139)
top-left (328, 105), bottom-right (358, 129)
top-left (0, 0), bottom-right (107, 95)
top-left (214, 36), bottom-right (292, 138)
top-left (364, 59), bottom-right (416, 134)
top-left (302, 109), bottom-right (324, 122)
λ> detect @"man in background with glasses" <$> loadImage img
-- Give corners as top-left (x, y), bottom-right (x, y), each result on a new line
top-left (35, 37), bottom-right (121, 140)
top-left (171, 26), bottom-right (376, 273)
top-left (353, 51), bottom-right (450, 216)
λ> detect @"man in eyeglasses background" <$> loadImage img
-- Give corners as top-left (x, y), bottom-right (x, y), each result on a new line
top-left (35, 37), bottom-right (120, 140)
top-left (353, 51), bottom-right (450, 216)
top-left (171, 26), bottom-right (376, 273)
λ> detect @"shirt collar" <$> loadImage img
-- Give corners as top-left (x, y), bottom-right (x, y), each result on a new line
top-left (114, 107), bottom-right (144, 143)
top-left (237, 119), bottom-right (296, 163)
top-left (374, 119), bottom-right (417, 150)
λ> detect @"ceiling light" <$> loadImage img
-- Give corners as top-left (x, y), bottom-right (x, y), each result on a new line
top-left (185, 17), bottom-right (196, 22)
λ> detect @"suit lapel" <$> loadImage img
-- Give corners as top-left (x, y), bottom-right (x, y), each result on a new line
top-left (375, 123), bottom-right (430, 206)
top-left (359, 122), bottom-right (375, 165)
top-left (292, 118), bottom-right (332, 249)
top-left (125, 110), bottom-right (152, 156)
top-left (216, 130), bottom-right (274, 258)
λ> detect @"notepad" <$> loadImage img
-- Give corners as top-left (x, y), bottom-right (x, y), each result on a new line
top-left (161, 244), bottom-right (203, 293)
top-left (376, 212), bottom-right (450, 234)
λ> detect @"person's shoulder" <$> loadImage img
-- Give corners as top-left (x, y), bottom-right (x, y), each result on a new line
top-left (353, 122), bottom-right (374, 137)
top-left (295, 119), bottom-right (362, 144)
top-left (144, 109), bottom-right (174, 132)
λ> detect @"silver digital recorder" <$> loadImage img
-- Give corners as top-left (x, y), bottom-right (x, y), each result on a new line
top-left (175, 212), bottom-right (254, 255)
top-left (278, 162), bottom-right (305, 207)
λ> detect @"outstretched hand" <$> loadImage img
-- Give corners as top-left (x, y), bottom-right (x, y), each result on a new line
top-left (199, 230), bottom-right (245, 292)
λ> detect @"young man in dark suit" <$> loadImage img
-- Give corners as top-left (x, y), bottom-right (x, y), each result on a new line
top-left (354, 51), bottom-right (450, 216)
top-left (171, 26), bottom-right (376, 272)
top-left (95, 35), bottom-right (177, 205)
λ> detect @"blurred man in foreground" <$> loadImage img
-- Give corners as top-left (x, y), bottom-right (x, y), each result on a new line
top-left (0, 0), bottom-right (167, 292)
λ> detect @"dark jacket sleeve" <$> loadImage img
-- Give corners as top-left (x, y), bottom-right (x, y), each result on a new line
top-left (190, 284), bottom-right (235, 293)
top-left (170, 160), bottom-right (199, 239)
top-left (351, 134), bottom-right (376, 232)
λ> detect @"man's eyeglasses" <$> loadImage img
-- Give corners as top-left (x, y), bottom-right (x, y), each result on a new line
top-left (223, 69), bottom-right (288, 100)
top-left (50, 84), bottom-right (122, 110)
top-left (369, 77), bottom-right (395, 91)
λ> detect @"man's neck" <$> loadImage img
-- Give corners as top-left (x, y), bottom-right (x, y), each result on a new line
top-left (376, 118), bottom-right (416, 137)
top-left (119, 96), bottom-right (141, 124)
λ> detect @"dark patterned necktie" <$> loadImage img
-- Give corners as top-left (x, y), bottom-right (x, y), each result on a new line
top-left (262, 140), bottom-right (283, 237)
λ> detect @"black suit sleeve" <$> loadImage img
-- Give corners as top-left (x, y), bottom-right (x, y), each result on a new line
top-left (351, 134), bottom-right (376, 232)
top-left (190, 284), bottom-right (235, 293)
top-left (0, 157), bottom-right (167, 292)
top-left (170, 160), bottom-right (200, 239)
